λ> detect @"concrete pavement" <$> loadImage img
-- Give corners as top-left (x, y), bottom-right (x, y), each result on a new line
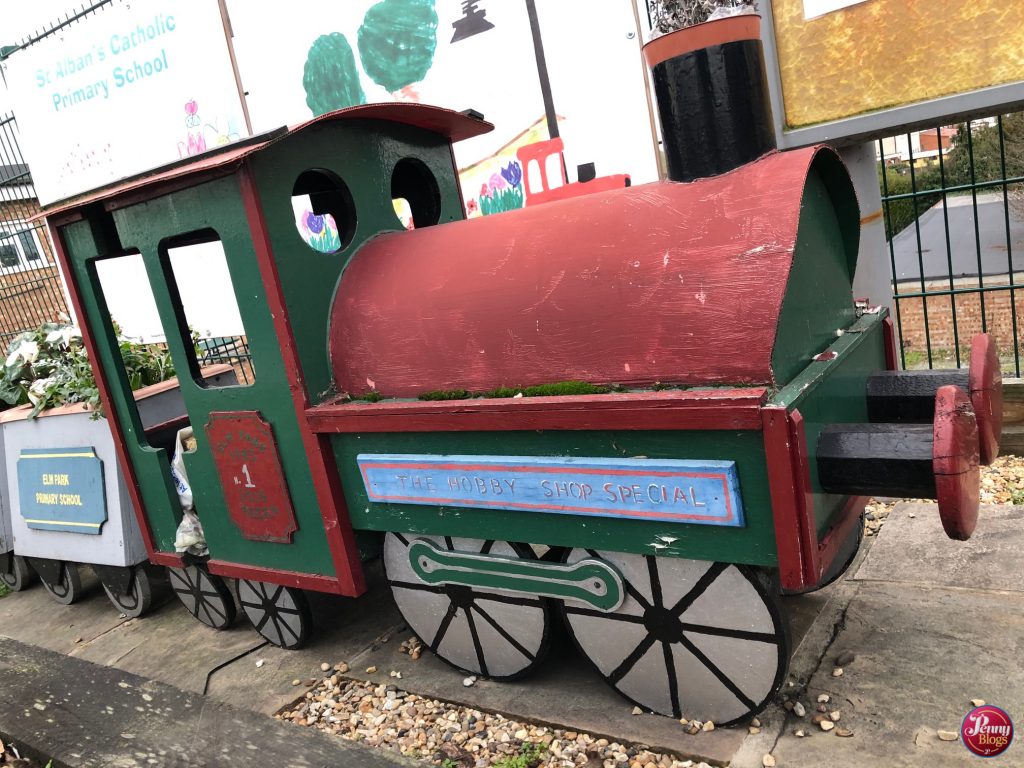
top-left (0, 503), bottom-right (1021, 767)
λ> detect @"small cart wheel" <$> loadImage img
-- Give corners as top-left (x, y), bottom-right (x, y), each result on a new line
top-left (0, 556), bottom-right (37, 592)
top-left (39, 561), bottom-right (84, 605)
top-left (384, 532), bottom-right (554, 680)
top-left (561, 550), bottom-right (789, 725)
top-left (101, 565), bottom-right (154, 619)
top-left (238, 580), bottom-right (312, 649)
top-left (168, 565), bottom-right (236, 630)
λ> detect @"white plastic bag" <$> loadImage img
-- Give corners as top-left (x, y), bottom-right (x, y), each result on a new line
top-left (170, 427), bottom-right (194, 510)
top-left (170, 427), bottom-right (208, 556)
top-left (174, 510), bottom-right (208, 557)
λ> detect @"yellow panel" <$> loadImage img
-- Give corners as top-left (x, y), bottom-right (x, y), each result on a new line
top-left (773, 0), bottom-right (1024, 128)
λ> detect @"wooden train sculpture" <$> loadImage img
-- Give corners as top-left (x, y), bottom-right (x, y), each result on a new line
top-left (6, 19), bottom-right (1002, 725)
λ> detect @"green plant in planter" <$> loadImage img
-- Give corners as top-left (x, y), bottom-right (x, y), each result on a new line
top-left (0, 321), bottom-right (177, 418)
top-left (651, 0), bottom-right (757, 32)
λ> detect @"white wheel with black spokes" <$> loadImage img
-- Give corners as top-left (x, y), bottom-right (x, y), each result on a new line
top-left (0, 555), bottom-right (36, 592)
top-left (384, 533), bottom-right (553, 681)
top-left (562, 550), bottom-right (789, 725)
top-left (168, 565), bottom-right (236, 630)
top-left (238, 580), bottom-right (312, 649)
top-left (39, 561), bottom-right (83, 605)
top-left (101, 566), bottom-right (154, 619)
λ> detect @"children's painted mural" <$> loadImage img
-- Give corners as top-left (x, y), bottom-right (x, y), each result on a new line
top-left (459, 116), bottom-right (551, 218)
top-left (178, 99), bottom-right (241, 159)
top-left (228, 0), bottom-right (657, 210)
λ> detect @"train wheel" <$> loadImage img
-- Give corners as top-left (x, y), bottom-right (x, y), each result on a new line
top-left (39, 561), bottom-right (84, 606)
top-left (561, 550), bottom-right (789, 725)
top-left (0, 556), bottom-right (37, 592)
top-left (168, 565), bottom-right (236, 630)
top-left (383, 533), bottom-right (553, 681)
top-left (237, 580), bottom-right (312, 650)
top-left (101, 566), bottom-right (154, 619)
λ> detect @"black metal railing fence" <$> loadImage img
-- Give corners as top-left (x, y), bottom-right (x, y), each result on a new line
top-left (879, 112), bottom-right (1024, 375)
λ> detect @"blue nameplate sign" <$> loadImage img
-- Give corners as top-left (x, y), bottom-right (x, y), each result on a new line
top-left (17, 448), bottom-right (107, 534)
top-left (357, 454), bottom-right (744, 527)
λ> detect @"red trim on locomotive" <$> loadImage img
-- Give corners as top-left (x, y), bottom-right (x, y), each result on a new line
top-left (307, 388), bottom-right (767, 433)
top-left (239, 165), bottom-right (366, 597)
top-left (205, 559), bottom-right (350, 594)
top-left (45, 221), bottom-right (161, 560)
top-left (148, 552), bottom-right (186, 568)
top-left (761, 406), bottom-right (807, 589)
top-left (883, 316), bottom-right (898, 371)
top-left (641, 14), bottom-right (762, 68)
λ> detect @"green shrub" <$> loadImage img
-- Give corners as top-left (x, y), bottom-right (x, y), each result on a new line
top-left (0, 321), bottom-right (177, 418)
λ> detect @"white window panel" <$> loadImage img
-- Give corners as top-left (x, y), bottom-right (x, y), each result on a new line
top-left (0, 220), bottom-right (49, 272)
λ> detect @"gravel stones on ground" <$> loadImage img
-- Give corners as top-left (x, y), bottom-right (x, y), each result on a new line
top-left (281, 677), bottom-right (701, 767)
top-left (834, 651), bottom-right (855, 668)
top-left (399, 636), bottom-right (424, 661)
top-left (979, 455), bottom-right (1024, 505)
top-left (866, 457), bottom-right (1024, 540)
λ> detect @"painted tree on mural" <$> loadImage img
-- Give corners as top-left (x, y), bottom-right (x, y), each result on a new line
top-left (357, 0), bottom-right (439, 94)
top-left (303, 32), bottom-right (368, 117)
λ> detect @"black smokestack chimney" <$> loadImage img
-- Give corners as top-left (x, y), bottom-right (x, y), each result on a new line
top-left (642, 14), bottom-right (776, 182)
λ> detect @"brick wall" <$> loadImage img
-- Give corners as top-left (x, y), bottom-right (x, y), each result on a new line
top-left (894, 274), bottom-right (1024, 367)
top-left (0, 196), bottom-right (68, 346)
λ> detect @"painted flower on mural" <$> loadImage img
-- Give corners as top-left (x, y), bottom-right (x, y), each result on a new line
top-left (473, 159), bottom-right (525, 217)
top-left (501, 161), bottom-right (523, 189)
top-left (184, 99), bottom-right (201, 129)
top-left (488, 173), bottom-right (507, 195)
top-left (466, 199), bottom-right (479, 215)
top-left (305, 211), bottom-right (326, 235)
top-left (296, 207), bottom-right (342, 253)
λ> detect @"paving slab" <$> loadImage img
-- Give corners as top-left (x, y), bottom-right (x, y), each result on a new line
top-left (0, 548), bottom-right (871, 767)
top-left (0, 635), bottom-right (416, 768)
top-left (0, 566), bottom-right (129, 655)
top-left (737, 502), bottom-right (1024, 768)
top-left (204, 562), bottom-right (405, 715)
top-left (768, 582), bottom-right (1024, 768)
top-left (854, 502), bottom-right (1024, 592)
top-left (69, 599), bottom-right (264, 695)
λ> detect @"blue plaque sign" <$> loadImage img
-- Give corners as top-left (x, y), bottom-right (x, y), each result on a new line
top-left (17, 448), bottom-right (107, 534)
top-left (357, 454), bottom-right (744, 527)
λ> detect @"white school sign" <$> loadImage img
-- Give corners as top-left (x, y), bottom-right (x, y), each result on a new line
top-left (2, 0), bottom-right (247, 206)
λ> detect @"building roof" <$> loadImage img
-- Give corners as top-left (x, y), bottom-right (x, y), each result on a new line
top-left (892, 192), bottom-right (1024, 281)
top-left (0, 164), bottom-right (31, 187)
